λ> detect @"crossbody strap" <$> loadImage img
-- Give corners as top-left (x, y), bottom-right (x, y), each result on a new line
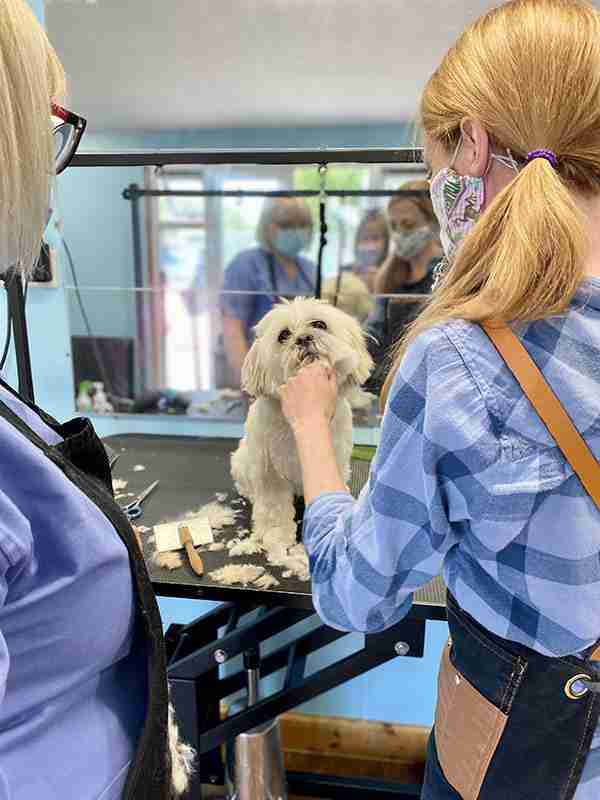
top-left (481, 322), bottom-right (600, 510)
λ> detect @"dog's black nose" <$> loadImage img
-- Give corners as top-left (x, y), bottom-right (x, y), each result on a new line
top-left (296, 335), bottom-right (314, 347)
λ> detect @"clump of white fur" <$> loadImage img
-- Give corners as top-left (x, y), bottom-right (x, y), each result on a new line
top-left (209, 565), bottom-right (265, 586)
top-left (268, 543), bottom-right (310, 582)
top-left (152, 550), bottom-right (184, 570)
top-left (168, 702), bottom-right (196, 795)
top-left (227, 538), bottom-right (264, 557)
top-left (185, 501), bottom-right (237, 530)
top-left (230, 298), bottom-right (372, 568)
top-left (254, 572), bottom-right (280, 589)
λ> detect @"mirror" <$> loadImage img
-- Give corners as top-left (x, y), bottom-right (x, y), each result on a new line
top-left (44, 0), bottom-right (494, 425)
top-left (55, 157), bottom-right (434, 426)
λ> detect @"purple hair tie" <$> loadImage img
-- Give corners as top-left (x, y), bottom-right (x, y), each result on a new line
top-left (526, 149), bottom-right (559, 169)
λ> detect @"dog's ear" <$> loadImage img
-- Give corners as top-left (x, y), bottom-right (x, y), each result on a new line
top-left (241, 340), bottom-right (267, 397)
top-left (344, 317), bottom-right (374, 385)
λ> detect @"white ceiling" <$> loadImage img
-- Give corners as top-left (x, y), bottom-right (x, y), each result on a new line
top-left (46, 0), bottom-right (499, 133)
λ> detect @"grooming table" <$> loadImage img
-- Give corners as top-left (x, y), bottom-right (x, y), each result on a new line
top-left (104, 434), bottom-right (447, 800)
top-left (104, 433), bottom-right (447, 618)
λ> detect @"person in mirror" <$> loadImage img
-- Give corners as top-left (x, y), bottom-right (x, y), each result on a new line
top-left (219, 197), bottom-right (315, 388)
top-left (347, 207), bottom-right (390, 292)
top-left (0, 2), bottom-right (190, 797)
top-left (364, 182), bottom-right (442, 393)
top-left (366, 180), bottom-right (443, 349)
top-left (278, 1), bottom-right (600, 797)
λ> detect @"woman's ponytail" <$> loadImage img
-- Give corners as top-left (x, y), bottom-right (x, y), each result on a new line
top-left (381, 0), bottom-right (600, 408)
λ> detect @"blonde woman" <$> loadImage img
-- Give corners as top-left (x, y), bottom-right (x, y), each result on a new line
top-left (280, 1), bottom-right (600, 797)
top-left (0, 2), bottom-right (190, 797)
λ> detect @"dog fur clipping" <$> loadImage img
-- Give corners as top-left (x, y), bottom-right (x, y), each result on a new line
top-left (231, 298), bottom-right (373, 567)
top-left (168, 702), bottom-right (196, 795)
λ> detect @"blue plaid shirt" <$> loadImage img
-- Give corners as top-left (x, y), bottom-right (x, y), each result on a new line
top-left (303, 278), bottom-right (600, 797)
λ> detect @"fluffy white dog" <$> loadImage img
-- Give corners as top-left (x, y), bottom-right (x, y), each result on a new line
top-left (230, 298), bottom-right (373, 564)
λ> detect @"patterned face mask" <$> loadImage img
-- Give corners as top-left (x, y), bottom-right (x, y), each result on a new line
top-left (429, 139), bottom-right (518, 260)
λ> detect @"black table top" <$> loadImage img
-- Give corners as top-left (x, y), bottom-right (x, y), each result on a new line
top-left (104, 434), bottom-right (446, 618)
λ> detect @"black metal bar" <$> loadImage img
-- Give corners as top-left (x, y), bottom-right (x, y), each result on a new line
top-left (167, 606), bottom-right (253, 665)
top-left (150, 579), bottom-right (448, 620)
top-left (284, 640), bottom-right (307, 690)
top-left (316, 195), bottom-right (327, 299)
top-left (168, 606), bottom-right (310, 679)
top-left (198, 647), bottom-right (390, 752)
top-left (166, 604), bottom-right (253, 664)
top-left (287, 773), bottom-right (422, 799)
top-left (129, 184), bottom-right (147, 396)
top-left (72, 147), bottom-right (423, 168)
top-left (217, 621), bottom-right (345, 699)
top-left (150, 579), bottom-right (317, 609)
top-left (5, 273), bottom-right (34, 402)
top-left (197, 619), bottom-right (425, 753)
top-left (122, 188), bottom-right (428, 199)
top-left (223, 605), bottom-right (242, 634)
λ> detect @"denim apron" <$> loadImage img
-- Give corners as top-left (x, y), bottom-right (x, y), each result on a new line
top-left (422, 591), bottom-right (600, 800)
top-left (0, 377), bottom-right (173, 800)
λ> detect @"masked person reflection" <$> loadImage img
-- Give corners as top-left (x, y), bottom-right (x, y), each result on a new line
top-left (366, 181), bottom-right (442, 352)
top-left (364, 182), bottom-right (442, 393)
top-left (219, 197), bottom-right (315, 388)
top-left (348, 208), bottom-right (390, 291)
top-left (280, 1), bottom-right (600, 798)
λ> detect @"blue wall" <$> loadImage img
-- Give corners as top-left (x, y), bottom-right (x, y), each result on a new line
top-left (5, 0), bottom-right (447, 728)
top-left (81, 122), bottom-right (411, 151)
top-left (57, 165), bottom-right (144, 339)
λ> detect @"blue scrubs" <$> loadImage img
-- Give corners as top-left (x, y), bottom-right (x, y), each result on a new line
top-left (220, 246), bottom-right (315, 341)
top-left (0, 383), bottom-right (146, 799)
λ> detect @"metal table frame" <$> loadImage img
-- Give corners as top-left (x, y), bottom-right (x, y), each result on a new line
top-left (165, 596), bottom-right (445, 799)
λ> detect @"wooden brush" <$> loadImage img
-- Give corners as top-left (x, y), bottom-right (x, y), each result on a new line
top-left (178, 524), bottom-right (204, 576)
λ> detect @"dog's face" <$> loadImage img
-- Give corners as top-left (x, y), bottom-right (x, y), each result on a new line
top-left (241, 298), bottom-right (373, 398)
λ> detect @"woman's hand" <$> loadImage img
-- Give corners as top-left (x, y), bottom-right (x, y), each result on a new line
top-left (280, 361), bottom-right (338, 433)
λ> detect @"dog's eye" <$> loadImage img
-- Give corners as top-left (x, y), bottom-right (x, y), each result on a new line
top-left (311, 320), bottom-right (328, 331)
top-left (278, 328), bottom-right (291, 343)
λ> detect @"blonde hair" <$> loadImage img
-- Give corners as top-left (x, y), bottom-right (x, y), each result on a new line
top-left (0, 0), bottom-right (65, 275)
top-left (382, 0), bottom-right (600, 406)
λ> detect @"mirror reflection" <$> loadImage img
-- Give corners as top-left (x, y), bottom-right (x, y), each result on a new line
top-left (57, 159), bottom-right (433, 425)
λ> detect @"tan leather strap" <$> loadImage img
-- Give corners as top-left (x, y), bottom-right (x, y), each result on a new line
top-left (481, 322), bottom-right (600, 510)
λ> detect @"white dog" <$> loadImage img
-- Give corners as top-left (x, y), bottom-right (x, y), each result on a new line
top-left (230, 298), bottom-right (373, 565)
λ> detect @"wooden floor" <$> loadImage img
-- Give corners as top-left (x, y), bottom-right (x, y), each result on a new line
top-left (281, 712), bottom-right (428, 785)
top-left (208, 711), bottom-right (429, 799)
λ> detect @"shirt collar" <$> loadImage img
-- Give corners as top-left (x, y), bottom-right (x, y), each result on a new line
top-left (574, 277), bottom-right (600, 312)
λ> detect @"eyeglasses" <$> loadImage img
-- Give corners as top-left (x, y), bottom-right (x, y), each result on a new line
top-left (51, 102), bottom-right (87, 175)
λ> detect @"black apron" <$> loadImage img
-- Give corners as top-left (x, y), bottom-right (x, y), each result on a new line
top-left (423, 591), bottom-right (600, 799)
top-left (0, 376), bottom-right (172, 800)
